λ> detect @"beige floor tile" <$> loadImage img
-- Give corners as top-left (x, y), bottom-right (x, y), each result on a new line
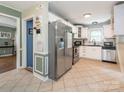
top-left (0, 58), bottom-right (122, 92)
top-left (119, 87), bottom-right (124, 92)
top-left (0, 80), bottom-right (7, 88)
top-left (25, 82), bottom-right (41, 92)
top-left (65, 87), bottom-right (78, 92)
top-left (77, 84), bottom-right (91, 92)
top-left (11, 85), bottom-right (26, 92)
top-left (108, 84), bottom-right (120, 90)
top-left (0, 80), bottom-right (17, 92)
top-left (38, 80), bottom-right (52, 92)
top-left (64, 79), bottom-right (77, 88)
top-left (52, 88), bottom-right (65, 92)
top-left (53, 80), bottom-right (64, 90)
top-left (74, 77), bottom-right (88, 86)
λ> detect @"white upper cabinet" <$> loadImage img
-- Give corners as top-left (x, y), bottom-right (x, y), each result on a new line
top-left (73, 26), bottom-right (78, 38)
top-left (103, 24), bottom-right (114, 38)
top-left (74, 25), bottom-right (88, 38)
top-left (114, 4), bottom-right (124, 35)
top-left (82, 27), bottom-right (88, 38)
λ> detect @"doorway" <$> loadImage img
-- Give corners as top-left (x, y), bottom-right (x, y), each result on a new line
top-left (0, 13), bottom-right (20, 73)
top-left (26, 19), bottom-right (33, 71)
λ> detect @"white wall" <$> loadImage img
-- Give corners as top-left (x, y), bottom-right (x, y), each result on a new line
top-left (114, 4), bottom-right (124, 35)
top-left (22, 2), bottom-right (48, 80)
top-left (49, 12), bottom-right (75, 33)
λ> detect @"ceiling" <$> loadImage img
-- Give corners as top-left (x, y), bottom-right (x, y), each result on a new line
top-left (49, 1), bottom-right (117, 25)
top-left (0, 1), bottom-right (41, 12)
top-left (0, 15), bottom-right (16, 28)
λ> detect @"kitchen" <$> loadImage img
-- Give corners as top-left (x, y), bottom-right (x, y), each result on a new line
top-left (73, 20), bottom-right (116, 65)
top-left (0, 1), bottom-right (124, 92)
top-left (48, 1), bottom-right (119, 80)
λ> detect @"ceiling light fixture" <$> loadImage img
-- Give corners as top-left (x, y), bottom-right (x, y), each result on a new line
top-left (92, 21), bottom-right (98, 25)
top-left (36, 4), bottom-right (42, 10)
top-left (83, 13), bottom-right (92, 18)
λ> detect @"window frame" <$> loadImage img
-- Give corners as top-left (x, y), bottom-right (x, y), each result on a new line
top-left (88, 28), bottom-right (104, 42)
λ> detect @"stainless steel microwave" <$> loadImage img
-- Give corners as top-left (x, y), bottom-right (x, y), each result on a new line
top-left (74, 41), bottom-right (82, 46)
top-left (104, 42), bottom-right (113, 47)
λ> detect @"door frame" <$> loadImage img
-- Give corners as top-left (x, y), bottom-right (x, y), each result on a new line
top-left (22, 15), bottom-right (34, 68)
top-left (0, 12), bottom-right (21, 69)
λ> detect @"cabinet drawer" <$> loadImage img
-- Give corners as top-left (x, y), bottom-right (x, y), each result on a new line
top-left (82, 50), bottom-right (86, 53)
top-left (82, 48), bottom-right (86, 50)
top-left (82, 54), bottom-right (86, 57)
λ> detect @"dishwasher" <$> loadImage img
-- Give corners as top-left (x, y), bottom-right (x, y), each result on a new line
top-left (102, 46), bottom-right (116, 63)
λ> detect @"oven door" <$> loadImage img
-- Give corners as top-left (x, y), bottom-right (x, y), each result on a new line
top-left (102, 49), bottom-right (116, 62)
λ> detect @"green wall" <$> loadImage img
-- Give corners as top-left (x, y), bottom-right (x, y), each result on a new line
top-left (0, 5), bottom-right (22, 46)
top-left (0, 5), bottom-right (21, 17)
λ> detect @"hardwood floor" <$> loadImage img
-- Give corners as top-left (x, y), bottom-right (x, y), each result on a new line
top-left (0, 55), bottom-right (16, 74)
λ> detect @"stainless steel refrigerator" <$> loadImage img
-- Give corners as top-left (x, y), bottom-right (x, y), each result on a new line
top-left (48, 21), bottom-right (72, 80)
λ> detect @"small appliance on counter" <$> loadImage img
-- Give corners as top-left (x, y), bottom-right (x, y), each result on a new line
top-left (102, 42), bottom-right (116, 63)
top-left (73, 38), bottom-right (82, 64)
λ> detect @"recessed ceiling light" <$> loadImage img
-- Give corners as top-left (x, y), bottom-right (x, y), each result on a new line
top-left (36, 7), bottom-right (39, 10)
top-left (83, 13), bottom-right (92, 18)
top-left (40, 5), bottom-right (42, 8)
top-left (92, 21), bottom-right (98, 25)
top-left (36, 5), bottom-right (42, 10)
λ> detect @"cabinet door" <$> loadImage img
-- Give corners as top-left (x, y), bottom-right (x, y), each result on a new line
top-left (74, 27), bottom-right (78, 38)
top-left (74, 26), bottom-right (82, 38)
top-left (103, 25), bottom-right (113, 38)
top-left (114, 4), bottom-right (124, 35)
top-left (82, 28), bottom-right (88, 38)
top-left (85, 47), bottom-right (101, 60)
top-left (78, 27), bottom-right (82, 38)
top-left (79, 46), bottom-right (87, 58)
top-left (93, 47), bottom-right (101, 60)
top-left (84, 47), bottom-right (91, 58)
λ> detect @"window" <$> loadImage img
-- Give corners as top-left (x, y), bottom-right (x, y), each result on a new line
top-left (89, 28), bottom-right (103, 42)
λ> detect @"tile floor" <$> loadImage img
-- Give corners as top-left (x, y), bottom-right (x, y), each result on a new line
top-left (0, 58), bottom-right (124, 92)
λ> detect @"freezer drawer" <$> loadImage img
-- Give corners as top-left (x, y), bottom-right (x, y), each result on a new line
top-left (102, 49), bottom-right (116, 62)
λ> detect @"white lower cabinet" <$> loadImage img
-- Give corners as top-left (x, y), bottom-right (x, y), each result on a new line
top-left (79, 46), bottom-right (102, 60)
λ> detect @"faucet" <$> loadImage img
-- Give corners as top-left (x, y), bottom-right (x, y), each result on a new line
top-left (92, 39), bottom-right (96, 45)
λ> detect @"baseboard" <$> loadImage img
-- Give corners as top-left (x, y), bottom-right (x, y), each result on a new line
top-left (0, 54), bottom-right (14, 57)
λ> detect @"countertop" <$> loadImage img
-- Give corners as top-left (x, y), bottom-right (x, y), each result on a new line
top-left (0, 46), bottom-right (14, 48)
top-left (81, 45), bottom-right (116, 50)
top-left (81, 45), bottom-right (102, 47)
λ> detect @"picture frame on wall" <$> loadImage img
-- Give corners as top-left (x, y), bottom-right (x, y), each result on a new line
top-left (0, 32), bottom-right (11, 39)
